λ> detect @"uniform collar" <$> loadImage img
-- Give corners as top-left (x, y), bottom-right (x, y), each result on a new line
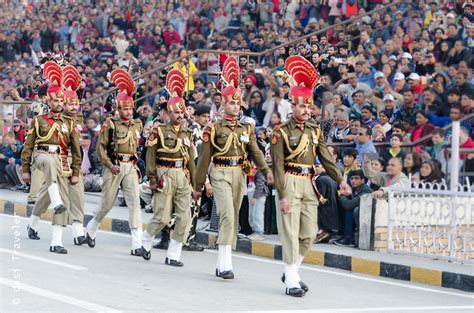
top-left (289, 117), bottom-right (305, 130)
top-left (48, 112), bottom-right (61, 119)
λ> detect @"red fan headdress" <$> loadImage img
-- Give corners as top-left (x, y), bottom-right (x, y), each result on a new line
top-left (111, 69), bottom-right (135, 109)
top-left (43, 61), bottom-right (64, 99)
top-left (284, 56), bottom-right (320, 106)
top-left (165, 69), bottom-right (186, 113)
top-left (62, 65), bottom-right (82, 105)
top-left (221, 56), bottom-right (242, 105)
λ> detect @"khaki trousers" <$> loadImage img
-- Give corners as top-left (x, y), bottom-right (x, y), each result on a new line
top-left (27, 165), bottom-right (44, 203)
top-left (31, 153), bottom-right (69, 226)
top-left (94, 162), bottom-right (141, 228)
top-left (210, 166), bottom-right (246, 247)
top-left (68, 173), bottom-right (84, 224)
top-left (276, 174), bottom-right (319, 264)
top-left (147, 167), bottom-right (192, 243)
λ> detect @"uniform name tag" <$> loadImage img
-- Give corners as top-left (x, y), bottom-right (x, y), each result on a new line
top-left (61, 124), bottom-right (68, 133)
top-left (240, 134), bottom-right (249, 143)
top-left (183, 138), bottom-right (191, 147)
top-left (312, 133), bottom-right (318, 145)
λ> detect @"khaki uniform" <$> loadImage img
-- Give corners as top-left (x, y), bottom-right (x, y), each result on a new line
top-left (86, 117), bottom-right (143, 250)
top-left (195, 118), bottom-right (269, 248)
top-left (270, 118), bottom-right (343, 265)
top-left (142, 122), bottom-right (195, 259)
top-left (21, 113), bottom-right (81, 246)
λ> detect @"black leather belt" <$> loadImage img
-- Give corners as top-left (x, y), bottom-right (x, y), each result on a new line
top-left (118, 154), bottom-right (137, 162)
top-left (156, 158), bottom-right (184, 168)
top-left (213, 157), bottom-right (243, 167)
top-left (285, 163), bottom-right (314, 177)
top-left (35, 145), bottom-right (60, 154)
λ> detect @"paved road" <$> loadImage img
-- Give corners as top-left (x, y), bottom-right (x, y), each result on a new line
top-left (0, 214), bottom-right (473, 313)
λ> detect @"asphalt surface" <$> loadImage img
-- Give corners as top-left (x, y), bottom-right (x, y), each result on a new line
top-left (0, 214), bottom-right (473, 313)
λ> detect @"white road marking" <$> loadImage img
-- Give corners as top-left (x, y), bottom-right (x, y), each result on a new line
top-left (0, 248), bottom-right (88, 271)
top-left (2, 214), bottom-right (473, 300)
top-left (237, 306), bottom-right (474, 313)
top-left (0, 277), bottom-right (121, 313)
top-left (203, 251), bottom-right (474, 300)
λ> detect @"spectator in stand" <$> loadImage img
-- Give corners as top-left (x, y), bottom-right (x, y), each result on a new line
top-left (342, 149), bottom-right (360, 183)
top-left (418, 160), bottom-right (445, 185)
top-left (0, 132), bottom-right (23, 190)
top-left (393, 89), bottom-right (420, 126)
top-left (411, 111), bottom-right (436, 153)
top-left (12, 119), bottom-right (25, 143)
top-left (363, 155), bottom-right (409, 199)
top-left (328, 111), bottom-right (351, 143)
top-left (380, 134), bottom-right (407, 164)
top-left (360, 105), bottom-right (377, 128)
top-left (248, 168), bottom-right (268, 242)
top-left (336, 169), bottom-right (372, 247)
top-left (355, 125), bottom-right (377, 165)
top-left (403, 152), bottom-right (422, 182)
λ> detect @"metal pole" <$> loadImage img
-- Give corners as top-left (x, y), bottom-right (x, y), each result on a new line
top-left (450, 121), bottom-right (460, 190)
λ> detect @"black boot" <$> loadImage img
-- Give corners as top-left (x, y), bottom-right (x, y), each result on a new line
top-left (285, 287), bottom-right (305, 297)
top-left (281, 274), bottom-right (309, 292)
top-left (49, 246), bottom-right (67, 254)
top-left (215, 269), bottom-right (234, 279)
top-left (27, 226), bottom-right (40, 240)
top-left (182, 241), bottom-right (204, 252)
top-left (141, 247), bottom-right (151, 260)
top-left (131, 248), bottom-right (142, 256)
top-left (85, 233), bottom-right (95, 248)
top-left (74, 236), bottom-right (86, 245)
top-left (165, 257), bottom-right (183, 267)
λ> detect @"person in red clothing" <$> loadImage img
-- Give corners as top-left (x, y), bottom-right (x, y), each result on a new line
top-left (12, 119), bottom-right (25, 144)
top-left (411, 111), bottom-right (435, 154)
top-left (163, 24), bottom-right (181, 48)
top-left (460, 127), bottom-right (474, 160)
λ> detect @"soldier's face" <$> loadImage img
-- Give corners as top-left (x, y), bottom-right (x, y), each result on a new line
top-left (118, 107), bottom-right (133, 120)
top-left (48, 96), bottom-right (64, 113)
top-left (64, 101), bottom-right (79, 115)
top-left (292, 102), bottom-right (311, 121)
top-left (223, 97), bottom-right (241, 117)
top-left (169, 110), bottom-right (184, 125)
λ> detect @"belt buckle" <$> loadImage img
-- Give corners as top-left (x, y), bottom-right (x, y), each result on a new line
top-left (122, 155), bottom-right (131, 162)
top-left (229, 159), bottom-right (237, 166)
top-left (49, 146), bottom-right (58, 153)
top-left (175, 160), bottom-right (183, 167)
top-left (301, 167), bottom-right (310, 175)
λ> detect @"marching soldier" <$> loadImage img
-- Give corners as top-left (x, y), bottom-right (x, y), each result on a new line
top-left (85, 69), bottom-right (143, 256)
top-left (62, 65), bottom-right (87, 245)
top-left (22, 61), bottom-right (81, 254)
top-left (271, 56), bottom-right (350, 297)
top-left (194, 57), bottom-right (273, 279)
top-left (26, 64), bottom-right (87, 246)
top-left (140, 69), bottom-right (196, 266)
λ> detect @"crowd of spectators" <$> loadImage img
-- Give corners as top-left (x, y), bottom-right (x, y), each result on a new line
top-left (1, 0), bottom-right (473, 247)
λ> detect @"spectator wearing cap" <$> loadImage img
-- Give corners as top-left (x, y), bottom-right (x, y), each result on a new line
top-left (393, 89), bottom-right (420, 126)
top-left (335, 169), bottom-right (373, 247)
top-left (355, 125), bottom-right (377, 165)
top-left (381, 94), bottom-right (400, 123)
top-left (242, 74), bottom-right (259, 106)
top-left (336, 72), bottom-right (372, 106)
top-left (392, 72), bottom-right (407, 93)
top-left (407, 72), bottom-right (424, 99)
top-left (261, 87), bottom-right (291, 128)
top-left (328, 111), bottom-right (351, 144)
